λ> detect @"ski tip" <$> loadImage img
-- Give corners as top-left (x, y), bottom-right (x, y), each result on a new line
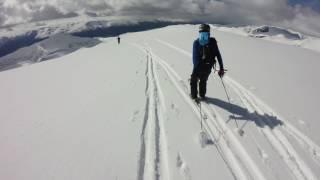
top-left (192, 97), bottom-right (207, 104)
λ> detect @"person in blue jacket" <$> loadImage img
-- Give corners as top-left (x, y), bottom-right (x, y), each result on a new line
top-left (190, 24), bottom-right (225, 99)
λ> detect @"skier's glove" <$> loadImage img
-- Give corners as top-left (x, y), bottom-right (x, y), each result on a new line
top-left (218, 69), bottom-right (225, 78)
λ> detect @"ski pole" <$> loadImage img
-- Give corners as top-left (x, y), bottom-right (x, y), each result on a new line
top-left (220, 77), bottom-right (239, 128)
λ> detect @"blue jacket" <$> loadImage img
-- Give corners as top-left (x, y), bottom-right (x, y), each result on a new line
top-left (192, 37), bottom-right (224, 71)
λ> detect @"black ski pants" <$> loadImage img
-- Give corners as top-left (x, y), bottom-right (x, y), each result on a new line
top-left (190, 69), bottom-right (211, 98)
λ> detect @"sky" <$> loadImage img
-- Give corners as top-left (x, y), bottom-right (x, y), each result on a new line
top-left (0, 0), bottom-right (320, 36)
top-left (289, 0), bottom-right (320, 11)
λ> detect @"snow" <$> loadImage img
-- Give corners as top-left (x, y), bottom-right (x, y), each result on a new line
top-left (1, 24), bottom-right (320, 180)
top-left (0, 33), bottom-right (100, 71)
top-left (213, 25), bottom-right (320, 53)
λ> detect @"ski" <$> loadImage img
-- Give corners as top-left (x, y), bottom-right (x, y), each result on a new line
top-left (191, 96), bottom-right (207, 104)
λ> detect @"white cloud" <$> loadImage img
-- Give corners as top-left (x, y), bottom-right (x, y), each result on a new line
top-left (0, 0), bottom-right (319, 36)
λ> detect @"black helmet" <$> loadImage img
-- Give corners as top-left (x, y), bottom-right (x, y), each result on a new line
top-left (199, 24), bottom-right (210, 32)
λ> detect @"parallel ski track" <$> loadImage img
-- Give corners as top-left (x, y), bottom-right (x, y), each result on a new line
top-left (136, 45), bottom-right (170, 180)
top-left (141, 43), bottom-right (267, 180)
top-left (155, 38), bottom-right (319, 180)
top-left (225, 77), bottom-right (317, 180)
top-left (224, 78), bottom-right (320, 167)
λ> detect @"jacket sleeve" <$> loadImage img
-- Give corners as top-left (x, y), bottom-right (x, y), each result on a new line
top-left (192, 40), bottom-right (199, 68)
top-left (215, 40), bottom-right (224, 70)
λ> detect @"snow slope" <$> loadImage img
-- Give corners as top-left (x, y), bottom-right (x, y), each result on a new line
top-left (0, 33), bottom-right (100, 71)
top-left (1, 25), bottom-right (320, 180)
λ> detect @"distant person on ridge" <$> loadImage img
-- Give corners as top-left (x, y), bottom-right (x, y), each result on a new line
top-left (190, 24), bottom-right (225, 100)
top-left (117, 36), bottom-right (121, 44)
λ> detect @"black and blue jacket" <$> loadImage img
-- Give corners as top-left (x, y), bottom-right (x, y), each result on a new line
top-left (192, 37), bottom-right (224, 72)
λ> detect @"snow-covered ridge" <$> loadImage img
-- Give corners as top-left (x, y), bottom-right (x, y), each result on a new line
top-left (213, 25), bottom-right (320, 53)
top-left (1, 21), bottom-right (319, 72)
top-left (0, 16), bottom-right (181, 58)
top-left (0, 31), bottom-right (44, 58)
top-left (0, 33), bottom-right (100, 71)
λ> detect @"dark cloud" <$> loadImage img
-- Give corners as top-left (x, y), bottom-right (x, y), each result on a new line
top-left (0, 0), bottom-right (319, 36)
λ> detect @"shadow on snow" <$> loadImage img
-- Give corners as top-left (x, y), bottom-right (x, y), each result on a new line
top-left (205, 97), bottom-right (283, 130)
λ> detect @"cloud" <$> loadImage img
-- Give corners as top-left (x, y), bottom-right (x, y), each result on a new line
top-left (0, 0), bottom-right (320, 36)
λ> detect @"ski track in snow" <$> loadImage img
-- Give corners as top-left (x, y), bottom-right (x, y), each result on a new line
top-left (142, 43), bottom-right (266, 180)
top-left (154, 38), bottom-right (319, 180)
top-left (136, 44), bottom-right (170, 180)
top-left (225, 78), bottom-right (317, 180)
top-left (225, 79), bottom-right (320, 167)
top-left (2, 26), bottom-right (320, 180)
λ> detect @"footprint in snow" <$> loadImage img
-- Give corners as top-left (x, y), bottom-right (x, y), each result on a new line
top-left (258, 148), bottom-right (269, 163)
top-left (199, 131), bottom-right (214, 148)
top-left (131, 110), bottom-right (140, 122)
top-left (176, 153), bottom-right (192, 180)
top-left (171, 103), bottom-right (180, 115)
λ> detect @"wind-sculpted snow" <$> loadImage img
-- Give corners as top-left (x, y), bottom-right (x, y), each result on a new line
top-left (213, 25), bottom-right (320, 53)
top-left (248, 26), bottom-right (303, 40)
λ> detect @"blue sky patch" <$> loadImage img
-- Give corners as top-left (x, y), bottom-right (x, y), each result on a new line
top-left (288, 0), bottom-right (320, 11)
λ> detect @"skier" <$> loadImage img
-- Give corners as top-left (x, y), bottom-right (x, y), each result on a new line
top-left (117, 36), bottom-right (121, 44)
top-left (190, 24), bottom-right (225, 100)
